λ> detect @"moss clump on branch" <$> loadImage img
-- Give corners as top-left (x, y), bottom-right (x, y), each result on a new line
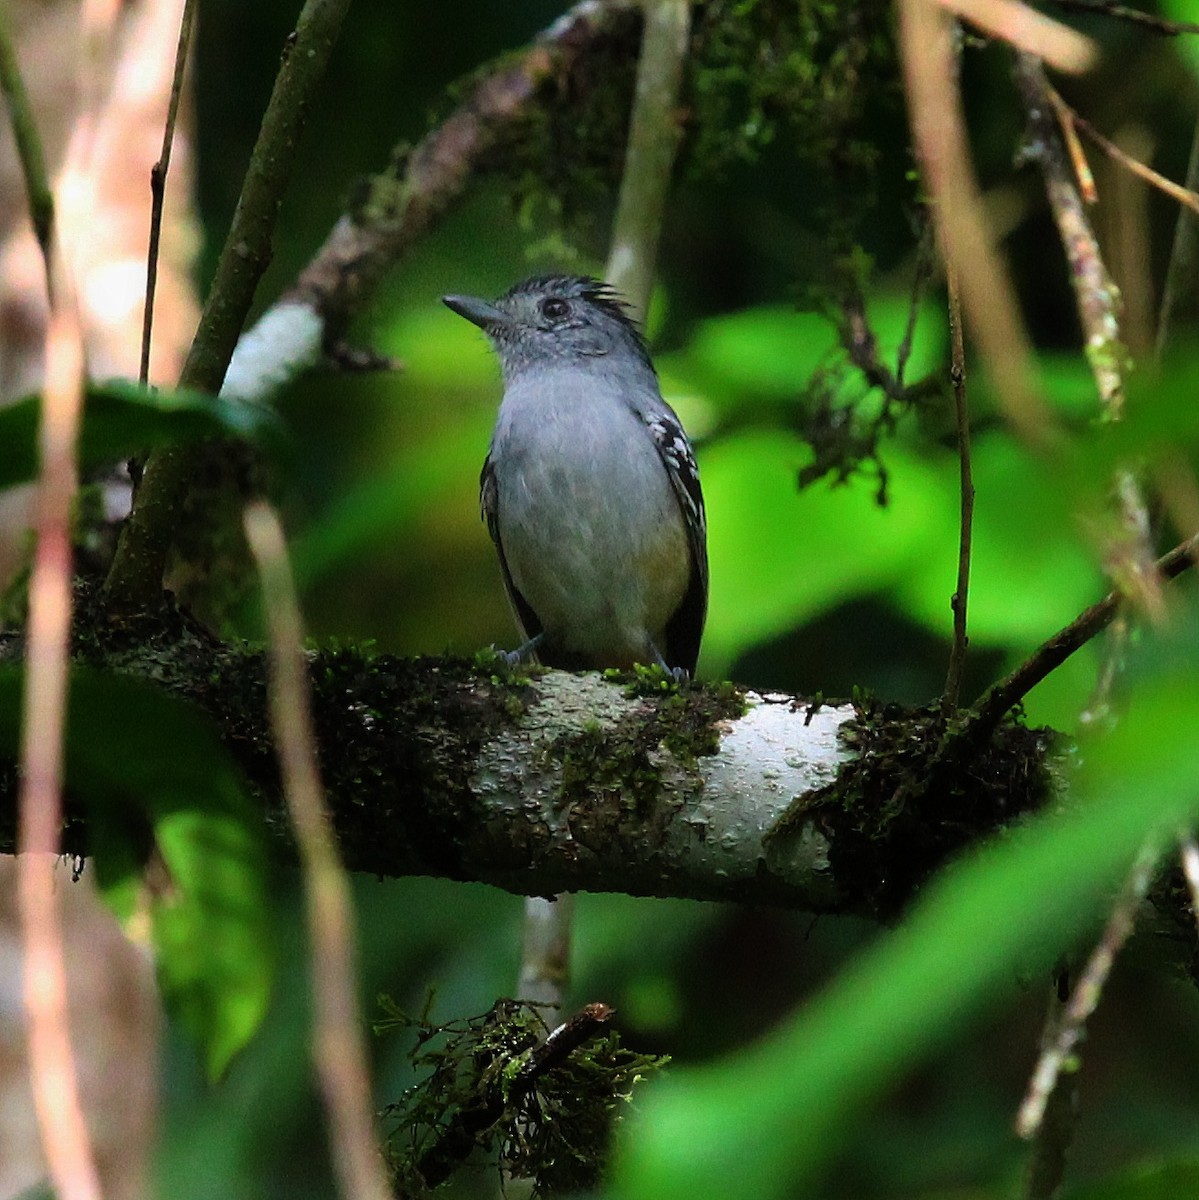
top-left (550, 675), bottom-right (747, 829)
top-left (772, 695), bottom-right (1056, 914)
top-left (379, 997), bottom-right (668, 1196)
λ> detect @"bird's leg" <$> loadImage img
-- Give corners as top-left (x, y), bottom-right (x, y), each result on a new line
top-left (650, 640), bottom-right (690, 685)
top-left (503, 632), bottom-right (544, 667)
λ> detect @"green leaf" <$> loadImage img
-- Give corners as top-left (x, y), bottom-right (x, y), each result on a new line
top-left (0, 378), bottom-right (281, 491)
top-left (610, 652), bottom-right (1199, 1200)
top-left (0, 669), bottom-right (273, 1079)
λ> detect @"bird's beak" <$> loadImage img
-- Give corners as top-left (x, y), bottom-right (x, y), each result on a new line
top-left (442, 294), bottom-right (508, 331)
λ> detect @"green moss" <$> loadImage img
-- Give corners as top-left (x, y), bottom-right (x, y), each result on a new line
top-left (770, 695), bottom-right (1056, 915)
top-left (378, 996), bottom-right (668, 1196)
top-left (551, 677), bottom-right (747, 818)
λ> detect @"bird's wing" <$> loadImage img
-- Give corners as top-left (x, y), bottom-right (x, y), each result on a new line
top-left (480, 451), bottom-right (543, 645)
top-left (645, 411), bottom-right (709, 676)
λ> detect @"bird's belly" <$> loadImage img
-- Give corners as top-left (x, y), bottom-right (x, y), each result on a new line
top-left (496, 422), bottom-right (689, 666)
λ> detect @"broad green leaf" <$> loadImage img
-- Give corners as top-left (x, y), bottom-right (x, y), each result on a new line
top-left (611, 655), bottom-right (1199, 1200)
top-left (0, 378), bottom-right (281, 492)
top-left (0, 669), bottom-right (272, 1079)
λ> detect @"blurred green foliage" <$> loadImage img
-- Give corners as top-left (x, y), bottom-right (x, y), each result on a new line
top-left (0, 671), bottom-right (273, 1079)
top-left (19, 0), bottom-right (1198, 1197)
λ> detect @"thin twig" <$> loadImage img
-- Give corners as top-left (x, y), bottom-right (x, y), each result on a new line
top-left (605, 0), bottom-right (692, 319)
top-left (1016, 841), bottom-right (1160, 1139)
top-left (935, 0), bottom-right (1098, 73)
top-left (1051, 0), bottom-right (1199, 37)
top-left (943, 267), bottom-right (973, 710)
top-left (1048, 86), bottom-right (1199, 218)
top-left (20, 308), bottom-right (103, 1200)
top-left (899, 0), bottom-right (1053, 444)
top-left (1156, 117), bottom-right (1199, 357)
top-left (245, 501), bottom-right (391, 1200)
top-left (0, 3), bottom-right (55, 296)
top-left (139, 0), bottom-right (197, 386)
top-left (1021, 980), bottom-right (1077, 1199)
top-left (895, 218), bottom-right (935, 391)
top-left (102, 0), bottom-right (354, 614)
top-left (1014, 53), bottom-right (1128, 415)
top-left (964, 531), bottom-right (1199, 744)
top-left (14, 3), bottom-right (119, 1194)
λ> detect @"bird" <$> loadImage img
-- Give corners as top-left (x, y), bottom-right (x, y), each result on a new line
top-left (442, 274), bottom-right (707, 678)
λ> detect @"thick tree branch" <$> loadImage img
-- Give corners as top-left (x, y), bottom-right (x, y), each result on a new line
top-left (0, 608), bottom-right (1052, 923)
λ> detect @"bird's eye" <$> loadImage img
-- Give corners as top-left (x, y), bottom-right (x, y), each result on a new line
top-left (540, 297), bottom-right (570, 321)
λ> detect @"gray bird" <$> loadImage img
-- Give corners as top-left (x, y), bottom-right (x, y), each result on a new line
top-left (443, 275), bottom-right (708, 677)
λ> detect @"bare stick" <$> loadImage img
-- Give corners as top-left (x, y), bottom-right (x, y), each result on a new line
top-left (965, 531), bottom-right (1199, 743)
top-left (0, 3), bottom-right (55, 295)
top-left (899, 0), bottom-right (1053, 443)
top-left (245, 502), bottom-right (391, 1200)
top-left (139, 0), bottom-right (197, 386)
top-left (1016, 841), bottom-right (1159, 1139)
top-left (605, 0), bottom-right (692, 319)
top-left (943, 267), bottom-right (973, 710)
top-left (103, 0), bottom-right (354, 614)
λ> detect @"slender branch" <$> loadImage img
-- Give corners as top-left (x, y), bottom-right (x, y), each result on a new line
top-left (1021, 981), bottom-right (1077, 1200)
top-left (1016, 840), bottom-right (1160, 1139)
top-left (0, 3), bottom-right (55, 295)
top-left (1157, 117), bottom-right (1199, 357)
top-left (245, 502), bottom-right (391, 1200)
top-left (139, 0), bottom-right (197, 386)
top-left (895, 219), bottom-right (936, 390)
top-left (605, 0), bottom-right (691, 319)
top-left (935, 0), bottom-right (1097, 73)
top-left (12, 4), bottom-right (123, 1194)
top-left (965, 531), bottom-right (1199, 743)
top-left (943, 267), bottom-right (973, 710)
top-left (20, 308), bottom-right (102, 1200)
top-left (1014, 53), bottom-right (1128, 415)
top-left (1048, 85), bottom-right (1199, 218)
top-left (285, 0), bottom-right (638, 347)
top-left (102, 0), bottom-right (354, 614)
top-left (899, 0), bottom-right (1053, 444)
top-left (1050, 0), bottom-right (1199, 37)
